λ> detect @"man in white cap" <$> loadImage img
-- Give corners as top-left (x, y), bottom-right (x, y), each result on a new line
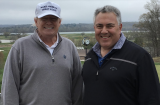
top-left (1, 1), bottom-right (83, 105)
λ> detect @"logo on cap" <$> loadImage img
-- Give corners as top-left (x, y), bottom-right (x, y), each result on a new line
top-left (41, 5), bottom-right (57, 12)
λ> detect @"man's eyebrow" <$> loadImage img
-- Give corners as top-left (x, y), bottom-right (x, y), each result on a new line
top-left (96, 24), bottom-right (103, 26)
top-left (106, 23), bottom-right (115, 25)
top-left (96, 23), bottom-right (115, 25)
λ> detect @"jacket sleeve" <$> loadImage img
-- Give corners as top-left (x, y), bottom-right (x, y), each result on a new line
top-left (71, 45), bottom-right (83, 105)
top-left (137, 52), bottom-right (160, 105)
top-left (1, 46), bottom-right (21, 105)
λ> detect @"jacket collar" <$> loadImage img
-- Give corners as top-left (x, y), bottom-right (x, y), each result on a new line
top-left (31, 29), bottom-right (62, 46)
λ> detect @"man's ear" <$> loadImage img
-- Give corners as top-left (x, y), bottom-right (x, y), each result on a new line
top-left (119, 23), bottom-right (122, 30)
top-left (58, 18), bottom-right (62, 27)
top-left (34, 18), bottom-right (38, 27)
top-left (59, 18), bottom-right (61, 24)
top-left (94, 24), bottom-right (96, 30)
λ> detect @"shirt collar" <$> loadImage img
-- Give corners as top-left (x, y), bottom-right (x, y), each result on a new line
top-left (37, 33), bottom-right (59, 48)
top-left (113, 32), bottom-right (126, 49)
top-left (93, 32), bottom-right (126, 57)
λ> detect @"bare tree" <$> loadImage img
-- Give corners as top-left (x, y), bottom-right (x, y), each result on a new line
top-left (134, 0), bottom-right (160, 57)
top-left (81, 32), bottom-right (85, 37)
top-left (3, 32), bottom-right (10, 38)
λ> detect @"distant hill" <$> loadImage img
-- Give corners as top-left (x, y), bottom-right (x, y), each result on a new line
top-left (0, 22), bottom-right (138, 33)
top-left (0, 25), bottom-right (15, 28)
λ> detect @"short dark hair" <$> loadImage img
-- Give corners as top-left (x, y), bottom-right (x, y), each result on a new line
top-left (94, 5), bottom-right (122, 25)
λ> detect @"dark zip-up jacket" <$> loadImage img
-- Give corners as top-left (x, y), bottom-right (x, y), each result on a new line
top-left (82, 40), bottom-right (160, 105)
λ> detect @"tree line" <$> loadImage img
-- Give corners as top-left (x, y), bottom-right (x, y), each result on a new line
top-left (0, 22), bottom-right (138, 33)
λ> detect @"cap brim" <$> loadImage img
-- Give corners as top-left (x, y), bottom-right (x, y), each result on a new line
top-left (38, 12), bottom-right (60, 18)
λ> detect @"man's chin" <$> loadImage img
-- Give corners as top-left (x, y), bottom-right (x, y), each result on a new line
top-left (100, 43), bottom-right (113, 49)
top-left (41, 32), bottom-right (57, 36)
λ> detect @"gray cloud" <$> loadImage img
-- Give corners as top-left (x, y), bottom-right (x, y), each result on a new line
top-left (0, 0), bottom-right (151, 24)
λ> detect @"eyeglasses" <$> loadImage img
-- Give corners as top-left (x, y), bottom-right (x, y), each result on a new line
top-left (40, 17), bottom-right (58, 22)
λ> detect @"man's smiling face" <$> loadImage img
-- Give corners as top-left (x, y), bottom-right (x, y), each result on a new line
top-left (94, 12), bottom-right (122, 51)
top-left (34, 15), bottom-right (61, 37)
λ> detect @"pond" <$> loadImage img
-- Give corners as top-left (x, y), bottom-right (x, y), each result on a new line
top-left (0, 40), bottom-right (14, 43)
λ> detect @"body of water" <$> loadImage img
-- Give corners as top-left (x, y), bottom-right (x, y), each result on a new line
top-left (0, 31), bottom-right (95, 36)
top-left (0, 31), bottom-right (147, 36)
top-left (0, 40), bottom-right (14, 43)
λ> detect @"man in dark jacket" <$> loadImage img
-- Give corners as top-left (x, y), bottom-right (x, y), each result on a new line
top-left (82, 5), bottom-right (160, 105)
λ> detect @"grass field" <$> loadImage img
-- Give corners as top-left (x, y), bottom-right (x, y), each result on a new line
top-left (0, 69), bottom-right (2, 91)
top-left (0, 43), bottom-right (12, 92)
top-left (156, 65), bottom-right (160, 80)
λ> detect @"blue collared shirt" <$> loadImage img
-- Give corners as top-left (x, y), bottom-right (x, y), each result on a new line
top-left (93, 33), bottom-right (126, 67)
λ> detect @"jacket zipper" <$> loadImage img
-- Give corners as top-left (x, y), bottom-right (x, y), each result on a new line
top-left (96, 70), bottom-right (99, 80)
top-left (50, 34), bottom-right (62, 63)
top-left (96, 58), bottom-right (110, 77)
top-left (96, 71), bottom-right (99, 75)
top-left (51, 55), bottom-right (54, 62)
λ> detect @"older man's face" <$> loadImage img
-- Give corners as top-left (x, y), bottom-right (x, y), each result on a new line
top-left (94, 12), bottom-right (122, 51)
top-left (34, 15), bottom-right (61, 37)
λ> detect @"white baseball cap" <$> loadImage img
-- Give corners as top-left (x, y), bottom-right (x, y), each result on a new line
top-left (35, 1), bottom-right (61, 18)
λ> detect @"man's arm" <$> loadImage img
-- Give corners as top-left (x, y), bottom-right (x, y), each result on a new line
top-left (1, 46), bottom-right (20, 105)
top-left (71, 45), bottom-right (83, 105)
top-left (137, 52), bottom-right (160, 105)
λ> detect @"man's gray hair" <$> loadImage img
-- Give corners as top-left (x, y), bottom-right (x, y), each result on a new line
top-left (94, 5), bottom-right (122, 25)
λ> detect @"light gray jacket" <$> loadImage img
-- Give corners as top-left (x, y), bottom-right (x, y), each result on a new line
top-left (1, 31), bottom-right (83, 105)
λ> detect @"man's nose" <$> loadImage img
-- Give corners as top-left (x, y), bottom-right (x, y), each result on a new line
top-left (46, 19), bottom-right (53, 24)
top-left (101, 27), bottom-right (108, 34)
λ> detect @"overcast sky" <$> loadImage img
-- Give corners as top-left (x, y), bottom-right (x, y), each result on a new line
top-left (0, 0), bottom-right (151, 24)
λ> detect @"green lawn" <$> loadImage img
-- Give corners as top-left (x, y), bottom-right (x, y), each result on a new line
top-left (0, 45), bottom-right (12, 61)
top-left (0, 68), bottom-right (3, 92)
top-left (0, 43), bottom-right (12, 93)
top-left (156, 65), bottom-right (160, 81)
